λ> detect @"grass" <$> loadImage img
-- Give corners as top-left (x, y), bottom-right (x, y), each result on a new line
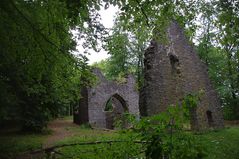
top-left (55, 127), bottom-right (141, 159)
top-left (54, 126), bottom-right (239, 159)
top-left (0, 131), bottom-right (48, 158)
top-left (198, 126), bottom-right (239, 159)
top-left (1, 119), bottom-right (239, 159)
top-left (62, 115), bottom-right (73, 120)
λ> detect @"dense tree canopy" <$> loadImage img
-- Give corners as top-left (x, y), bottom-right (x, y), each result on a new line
top-left (0, 0), bottom-right (97, 131)
top-left (196, 0), bottom-right (239, 119)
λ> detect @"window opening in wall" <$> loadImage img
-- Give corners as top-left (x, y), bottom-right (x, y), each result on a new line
top-left (104, 94), bottom-right (128, 129)
top-left (104, 97), bottom-right (113, 111)
top-left (169, 54), bottom-right (180, 74)
top-left (206, 110), bottom-right (213, 127)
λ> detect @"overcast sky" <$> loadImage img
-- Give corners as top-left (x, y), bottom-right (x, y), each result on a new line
top-left (74, 5), bottom-right (118, 64)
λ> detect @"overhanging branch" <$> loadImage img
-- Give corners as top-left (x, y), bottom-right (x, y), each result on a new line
top-left (135, 0), bottom-right (150, 26)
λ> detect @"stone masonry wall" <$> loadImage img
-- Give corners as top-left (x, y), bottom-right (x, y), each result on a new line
top-left (140, 21), bottom-right (224, 130)
top-left (75, 68), bottom-right (139, 128)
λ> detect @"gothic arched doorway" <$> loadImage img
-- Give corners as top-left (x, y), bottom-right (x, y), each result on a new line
top-left (104, 94), bottom-right (128, 129)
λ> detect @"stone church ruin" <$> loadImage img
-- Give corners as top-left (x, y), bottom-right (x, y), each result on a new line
top-left (74, 21), bottom-right (224, 130)
top-left (74, 68), bottom-right (139, 129)
top-left (140, 21), bottom-right (224, 130)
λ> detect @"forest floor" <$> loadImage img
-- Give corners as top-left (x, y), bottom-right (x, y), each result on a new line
top-left (0, 118), bottom-right (239, 159)
top-left (42, 118), bottom-right (78, 148)
top-left (0, 117), bottom-right (116, 159)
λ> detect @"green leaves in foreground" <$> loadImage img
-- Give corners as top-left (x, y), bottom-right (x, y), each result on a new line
top-left (130, 93), bottom-right (206, 159)
top-left (56, 93), bottom-right (206, 159)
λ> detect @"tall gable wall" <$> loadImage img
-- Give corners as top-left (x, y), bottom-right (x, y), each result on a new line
top-left (140, 21), bottom-right (224, 130)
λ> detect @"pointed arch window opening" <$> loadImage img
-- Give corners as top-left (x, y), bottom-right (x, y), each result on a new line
top-left (104, 97), bottom-right (114, 112)
top-left (104, 93), bottom-right (129, 129)
top-left (104, 93), bottom-right (128, 112)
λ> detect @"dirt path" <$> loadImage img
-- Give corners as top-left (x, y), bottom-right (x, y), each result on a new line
top-left (43, 118), bottom-right (78, 148)
top-left (16, 119), bottom-right (77, 159)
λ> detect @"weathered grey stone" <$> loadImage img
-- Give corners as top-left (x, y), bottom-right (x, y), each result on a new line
top-left (74, 68), bottom-right (139, 129)
top-left (140, 21), bottom-right (224, 130)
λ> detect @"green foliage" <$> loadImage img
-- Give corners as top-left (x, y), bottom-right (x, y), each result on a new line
top-left (93, 60), bottom-right (129, 83)
top-left (0, 0), bottom-right (96, 131)
top-left (102, 91), bottom-right (206, 159)
top-left (195, 0), bottom-right (239, 119)
top-left (113, 112), bottom-right (137, 130)
top-left (0, 131), bottom-right (47, 158)
top-left (215, 1), bottom-right (239, 119)
top-left (58, 140), bottom-right (141, 159)
top-left (94, 0), bottom-right (202, 89)
top-left (104, 97), bottom-right (113, 111)
top-left (0, 0), bottom-right (238, 135)
top-left (2, 119), bottom-right (239, 159)
top-left (55, 124), bottom-right (239, 159)
top-left (55, 127), bottom-right (142, 159)
top-left (129, 93), bottom-right (206, 159)
top-left (99, 0), bottom-right (239, 119)
top-left (54, 93), bottom-right (206, 159)
top-left (199, 127), bottom-right (239, 159)
top-left (94, 17), bottom-right (148, 88)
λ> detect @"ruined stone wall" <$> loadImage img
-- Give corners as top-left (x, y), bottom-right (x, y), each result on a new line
top-left (75, 68), bottom-right (139, 128)
top-left (140, 21), bottom-right (224, 130)
top-left (73, 87), bottom-right (89, 125)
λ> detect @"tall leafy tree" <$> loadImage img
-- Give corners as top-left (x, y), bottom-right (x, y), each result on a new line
top-left (95, 17), bottom-right (149, 88)
top-left (190, 0), bottom-right (239, 119)
top-left (215, 0), bottom-right (239, 119)
top-left (0, 0), bottom-right (97, 131)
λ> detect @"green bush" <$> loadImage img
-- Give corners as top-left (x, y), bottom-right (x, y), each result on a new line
top-left (130, 93), bottom-right (206, 159)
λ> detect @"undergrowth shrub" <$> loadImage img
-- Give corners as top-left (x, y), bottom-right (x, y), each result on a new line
top-left (122, 92), bottom-right (207, 159)
top-left (58, 92), bottom-right (207, 159)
